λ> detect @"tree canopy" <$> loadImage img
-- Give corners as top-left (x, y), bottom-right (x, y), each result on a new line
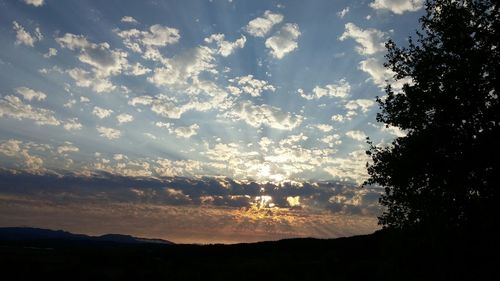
top-left (365, 0), bottom-right (500, 230)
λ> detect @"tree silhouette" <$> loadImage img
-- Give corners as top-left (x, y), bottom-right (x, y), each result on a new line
top-left (365, 0), bottom-right (500, 231)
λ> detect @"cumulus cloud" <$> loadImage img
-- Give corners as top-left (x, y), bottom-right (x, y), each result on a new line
top-left (299, 79), bottom-right (351, 100)
top-left (57, 143), bottom-right (79, 154)
top-left (320, 134), bottom-right (342, 147)
top-left (314, 124), bottom-right (334, 132)
top-left (174, 124), bottom-right (200, 138)
top-left (345, 99), bottom-right (375, 113)
top-left (56, 33), bottom-right (128, 78)
top-left (359, 58), bottom-right (412, 89)
top-left (0, 140), bottom-right (44, 172)
top-left (12, 21), bottom-right (42, 47)
top-left (92, 106), bottom-right (113, 119)
top-left (129, 95), bottom-right (186, 119)
top-left (126, 62), bottom-right (151, 76)
top-left (15, 87), bottom-right (47, 101)
top-left (96, 126), bottom-right (121, 140)
top-left (204, 33), bottom-right (246, 57)
top-left (148, 46), bottom-right (216, 87)
top-left (116, 113), bottom-right (134, 124)
top-left (265, 23), bottom-right (301, 59)
top-left (63, 118), bottom-right (82, 131)
top-left (24, 0), bottom-right (44, 6)
top-left (43, 48), bottom-right (58, 58)
top-left (56, 33), bottom-right (132, 93)
top-left (345, 130), bottom-right (367, 141)
top-left (0, 95), bottom-right (60, 126)
top-left (324, 150), bottom-right (370, 184)
top-left (0, 139), bottom-right (22, 157)
top-left (67, 68), bottom-right (115, 93)
top-left (339, 23), bottom-right (387, 55)
top-left (381, 124), bottom-right (407, 137)
top-left (115, 24), bottom-right (180, 61)
top-left (230, 75), bottom-right (275, 97)
top-left (339, 23), bottom-right (412, 90)
top-left (337, 7), bottom-right (350, 18)
top-left (225, 101), bottom-right (302, 130)
top-left (332, 114), bottom-right (346, 122)
top-left (120, 16), bottom-right (139, 24)
top-left (113, 154), bottom-right (128, 161)
top-left (245, 10), bottom-right (283, 37)
top-left (370, 0), bottom-right (424, 14)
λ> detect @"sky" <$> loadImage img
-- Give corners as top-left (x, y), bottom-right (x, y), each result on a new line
top-left (0, 0), bottom-right (423, 244)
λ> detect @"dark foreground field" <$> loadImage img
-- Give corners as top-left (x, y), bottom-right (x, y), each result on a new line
top-left (0, 227), bottom-right (498, 280)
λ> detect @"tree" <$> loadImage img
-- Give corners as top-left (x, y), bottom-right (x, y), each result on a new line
top-left (365, 0), bottom-right (500, 231)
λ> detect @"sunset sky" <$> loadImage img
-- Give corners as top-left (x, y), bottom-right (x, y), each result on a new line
top-left (0, 0), bottom-right (422, 243)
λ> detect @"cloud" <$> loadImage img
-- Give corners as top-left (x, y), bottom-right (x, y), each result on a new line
top-left (67, 68), bottom-right (115, 93)
top-left (129, 95), bottom-right (186, 119)
top-left (380, 124), bottom-right (407, 137)
top-left (12, 21), bottom-right (42, 47)
top-left (126, 63), bottom-right (151, 76)
top-left (56, 33), bottom-right (128, 78)
top-left (115, 24), bottom-right (180, 61)
top-left (92, 106), bottom-right (113, 119)
top-left (0, 95), bottom-right (60, 126)
top-left (204, 33), bottom-right (246, 57)
top-left (226, 101), bottom-right (302, 130)
top-left (314, 124), bottom-right (334, 132)
top-left (143, 133), bottom-right (157, 140)
top-left (370, 0), bottom-right (424, 14)
top-left (339, 23), bottom-right (387, 55)
top-left (345, 99), bottom-right (375, 113)
top-left (338, 23), bottom-right (411, 90)
top-left (332, 114), bottom-right (345, 122)
top-left (43, 48), bottom-right (57, 58)
top-left (20, 150), bottom-right (44, 172)
top-left (299, 79), bottom-right (351, 100)
top-left (245, 10), bottom-right (283, 37)
top-left (155, 121), bottom-right (199, 139)
top-left (0, 171), bottom-right (381, 236)
top-left (0, 139), bottom-right (22, 157)
top-left (15, 87), bottom-right (47, 101)
top-left (66, 100), bottom-right (77, 108)
top-left (320, 134), bottom-right (342, 147)
top-left (265, 23), bottom-right (301, 59)
top-left (230, 75), bottom-right (275, 97)
top-left (0, 140), bottom-right (44, 172)
top-left (345, 130), bottom-right (367, 141)
top-left (96, 126), bottom-right (121, 140)
top-left (116, 113), bottom-right (134, 124)
top-left (63, 118), bottom-right (82, 131)
top-left (324, 150), bottom-right (370, 184)
top-left (57, 143), bottom-right (79, 154)
top-left (120, 16), bottom-right (139, 24)
top-left (56, 33), bottom-right (133, 93)
top-left (174, 124), bottom-right (199, 138)
top-left (113, 154), bottom-right (128, 161)
top-left (148, 46), bottom-right (216, 87)
top-left (286, 196), bottom-right (301, 207)
top-left (24, 0), bottom-right (44, 6)
top-left (337, 7), bottom-right (350, 18)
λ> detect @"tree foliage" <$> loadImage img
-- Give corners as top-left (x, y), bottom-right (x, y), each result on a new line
top-left (365, 0), bottom-right (500, 230)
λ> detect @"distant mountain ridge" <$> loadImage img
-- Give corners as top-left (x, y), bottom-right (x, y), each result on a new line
top-left (0, 227), bottom-right (174, 245)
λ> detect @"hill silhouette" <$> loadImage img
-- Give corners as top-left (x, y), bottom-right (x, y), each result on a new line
top-left (1, 227), bottom-right (498, 280)
top-left (0, 227), bottom-right (173, 245)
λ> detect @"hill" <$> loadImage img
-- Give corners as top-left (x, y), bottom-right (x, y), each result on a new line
top-left (0, 227), bottom-right (173, 245)
top-left (0, 227), bottom-right (498, 280)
